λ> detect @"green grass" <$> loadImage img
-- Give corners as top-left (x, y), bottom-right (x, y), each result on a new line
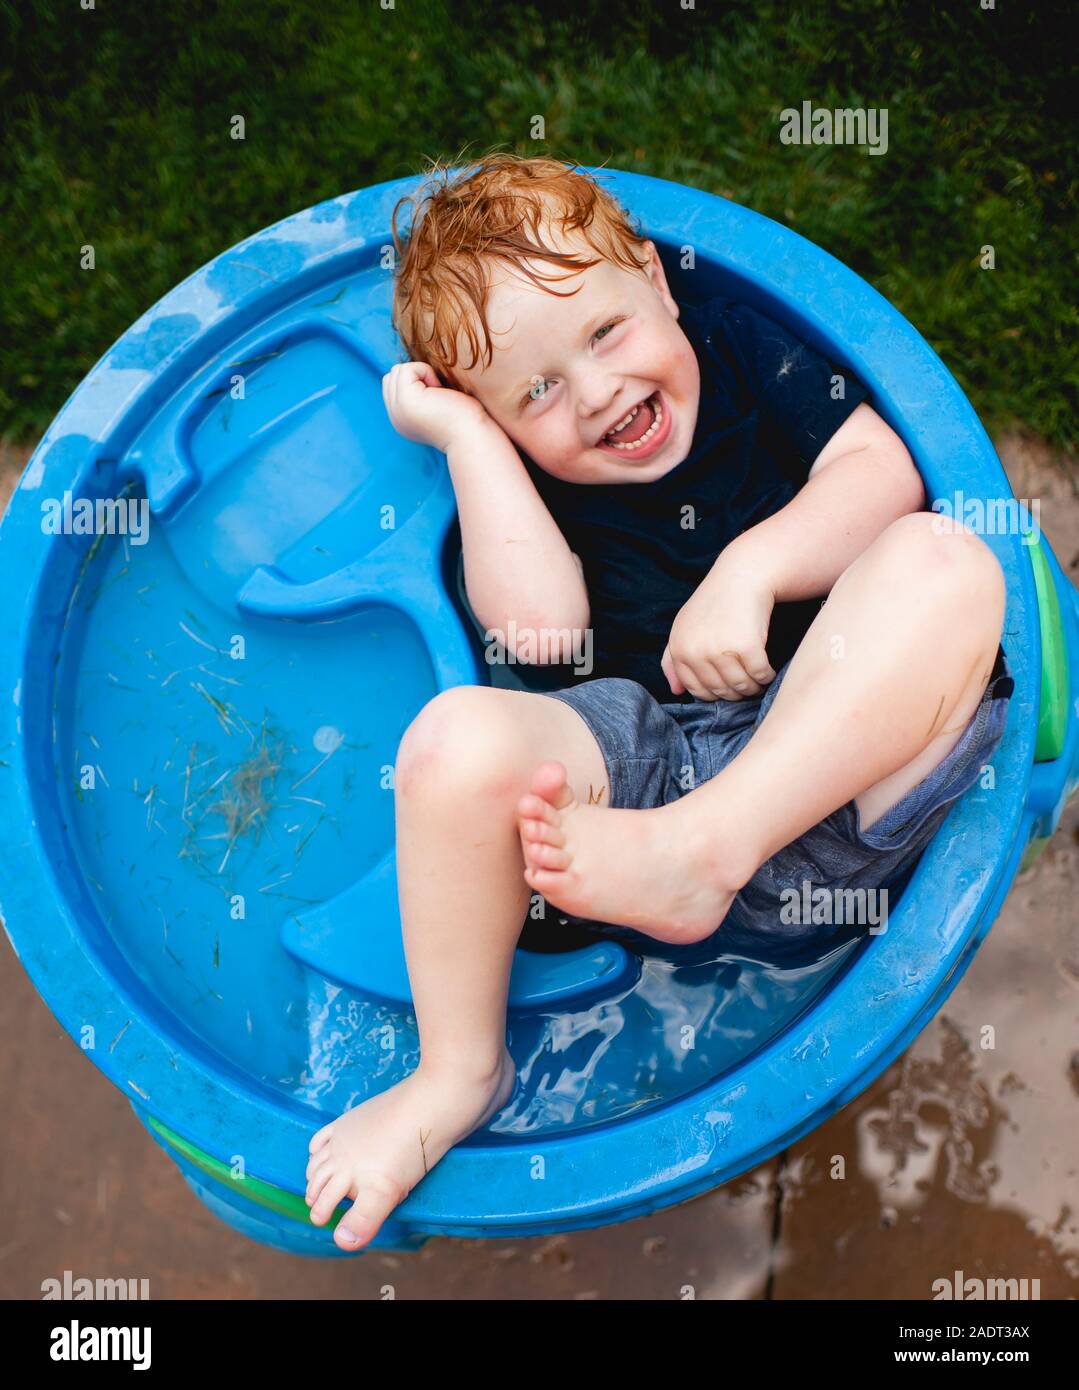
top-left (1, 0), bottom-right (1075, 451)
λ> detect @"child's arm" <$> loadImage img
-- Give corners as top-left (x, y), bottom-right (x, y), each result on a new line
top-left (446, 415), bottom-right (591, 646)
top-left (717, 404), bottom-right (924, 599)
top-left (662, 404), bottom-right (924, 700)
top-left (383, 363), bottom-right (589, 655)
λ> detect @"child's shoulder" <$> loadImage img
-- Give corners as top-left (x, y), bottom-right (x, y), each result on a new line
top-left (678, 293), bottom-right (792, 403)
top-left (681, 293), bottom-right (834, 405)
top-left (679, 293), bottom-right (791, 352)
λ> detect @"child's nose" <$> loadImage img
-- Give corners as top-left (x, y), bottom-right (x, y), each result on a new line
top-left (577, 373), bottom-right (622, 421)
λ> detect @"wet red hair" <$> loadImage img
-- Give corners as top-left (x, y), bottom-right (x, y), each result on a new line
top-left (390, 151), bottom-right (652, 390)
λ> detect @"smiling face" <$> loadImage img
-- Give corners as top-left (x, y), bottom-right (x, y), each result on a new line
top-left (454, 232), bottom-right (701, 484)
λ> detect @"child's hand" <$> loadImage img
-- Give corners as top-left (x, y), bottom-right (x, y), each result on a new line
top-left (661, 560), bottom-right (777, 701)
top-left (382, 361), bottom-right (496, 454)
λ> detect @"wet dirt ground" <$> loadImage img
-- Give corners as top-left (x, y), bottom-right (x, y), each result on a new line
top-left (1, 433), bottom-right (1076, 1299)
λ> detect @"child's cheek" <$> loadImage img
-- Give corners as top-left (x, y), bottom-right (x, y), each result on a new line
top-left (641, 331), bottom-right (698, 400)
top-left (559, 429), bottom-right (584, 471)
top-left (524, 419), bottom-right (575, 476)
top-left (543, 416), bottom-right (579, 466)
top-left (666, 338), bottom-right (701, 414)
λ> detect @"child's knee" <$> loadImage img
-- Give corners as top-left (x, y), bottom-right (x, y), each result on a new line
top-left (396, 686), bottom-right (526, 800)
top-left (881, 511), bottom-right (1005, 615)
top-left (931, 521), bottom-right (1006, 635)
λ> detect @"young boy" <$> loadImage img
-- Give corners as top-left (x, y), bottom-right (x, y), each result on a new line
top-left (305, 154), bottom-right (1013, 1251)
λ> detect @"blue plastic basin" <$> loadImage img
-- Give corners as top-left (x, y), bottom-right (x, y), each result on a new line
top-left (1, 168), bottom-right (1077, 1255)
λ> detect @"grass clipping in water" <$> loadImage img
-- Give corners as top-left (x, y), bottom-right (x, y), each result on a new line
top-left (181, 725), bottom-right (285, 876)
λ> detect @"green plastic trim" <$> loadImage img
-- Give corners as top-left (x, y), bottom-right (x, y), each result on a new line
top-left (1019, 835), bottom-right (1051, 875)
top-left (146, 1115), bottom-right (342, 1230)
top-left (1029, 538), bottom-right (1068, 763)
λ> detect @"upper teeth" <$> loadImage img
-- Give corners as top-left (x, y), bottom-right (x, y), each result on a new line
top-left (607, 404), bottom-right (641, 435)
top-left (602, 392), bottom-right (664, 450)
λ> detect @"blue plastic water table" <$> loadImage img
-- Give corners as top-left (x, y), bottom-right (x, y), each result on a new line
top-left (1, 169), bottom-right (1076, 1255)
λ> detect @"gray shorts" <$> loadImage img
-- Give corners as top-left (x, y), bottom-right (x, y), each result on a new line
top-left (536, 644), bottom-right (1014, 962)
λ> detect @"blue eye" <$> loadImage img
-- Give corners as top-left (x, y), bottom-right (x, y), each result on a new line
top-left (522, 319), bottom-right (621, 406)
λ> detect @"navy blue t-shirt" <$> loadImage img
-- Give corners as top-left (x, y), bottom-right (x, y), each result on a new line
top-left (520, 295), bottom-right (871, 702)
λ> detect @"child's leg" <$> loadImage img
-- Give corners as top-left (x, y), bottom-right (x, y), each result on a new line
top-left (305, 684), bottom-right (609, 1251)
top-left (518, 512), bottom-right (1006, 941)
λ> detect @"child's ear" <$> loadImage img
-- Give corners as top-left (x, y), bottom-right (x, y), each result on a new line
top-left (643, 240), bottom-right (679, 316)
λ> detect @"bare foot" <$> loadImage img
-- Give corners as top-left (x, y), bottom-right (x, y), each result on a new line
top-left (516, 760), bottom-right (754, 944)
top-left (306, 1050), bottom-right (516, 1252)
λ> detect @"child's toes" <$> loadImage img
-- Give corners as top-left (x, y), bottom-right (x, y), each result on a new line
top-left (524, 865), bottom-right (567, 899)
top-left (516, 791), bottom-right (559, 825)
top-left (305, 1163), bottom-right (334, 1207)
top-left (306, 1148), bottom-right (333, 1184)
top-left (529, 759), bottom-right (576, 809)
top-left (308, 1124), bottom-right (334, 1154)
top-left (309, 1173), bottom-right (350, 1227)
top-left (333, 1201), bottom-right (381, 1252)
top-left (531, 761), bottom-right (572, 806)
top-left (333, 1175), bottom-right (408, 1253)
top-left (525, 841), bottom-right (571, 871)
top-left (519, 817), bottom-right (564, 847)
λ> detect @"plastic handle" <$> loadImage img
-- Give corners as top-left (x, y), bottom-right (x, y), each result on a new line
top-left (1029, 536), bottom-right (1070, 763)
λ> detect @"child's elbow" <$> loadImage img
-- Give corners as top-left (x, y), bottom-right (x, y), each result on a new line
top-left (897, 447), bottom-right (926, 513)
top-left (496, 604), bottom-right (591, 666)
top-left (865, 420), bottom-right (925, 515)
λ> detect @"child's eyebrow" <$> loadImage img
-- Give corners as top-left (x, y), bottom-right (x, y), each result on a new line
top-left (505, 304), bottom-right (624, 405)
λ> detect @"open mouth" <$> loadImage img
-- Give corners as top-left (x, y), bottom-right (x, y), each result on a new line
top-left (596, 390), bottom-right (670, 458)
